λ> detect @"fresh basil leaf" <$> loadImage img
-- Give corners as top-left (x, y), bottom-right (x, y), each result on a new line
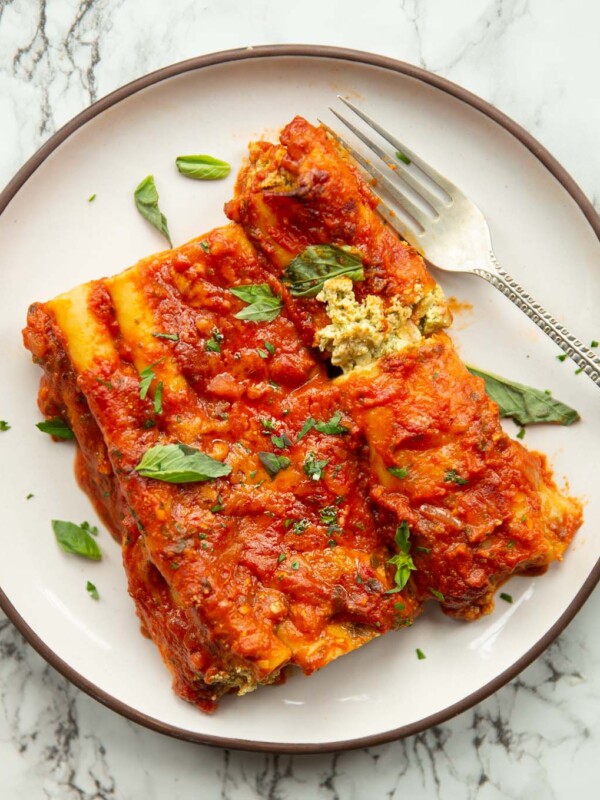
top-left (135, 443), bottom-right (231, 483)
top-left (467, 366), bottom-right (580, 426)
top-left (86, 581), bottom-right (100, 600)
top-left (230, 284), bottom-right (283, 323)
top-left (259, 451), bottom-right (291, 479)
top-left (282, 244), bottom-right (365, 298)
top-left (176, 155), bottom-right (231, 181)
top-left (36, 418), bottom-right (75, 440)
top-left (52, 520), bottom-right (102, 560)
top-left (134, 175), bottom-right (172, 247)
top-left (314, 410), bottom-right (349, 435)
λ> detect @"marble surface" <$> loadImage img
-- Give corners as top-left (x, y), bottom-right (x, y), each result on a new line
top-left (1, 1), bottom-right (599, 797)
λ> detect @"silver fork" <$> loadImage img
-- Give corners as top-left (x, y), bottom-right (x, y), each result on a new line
top-left (328, 97), bottom-right (600, 388)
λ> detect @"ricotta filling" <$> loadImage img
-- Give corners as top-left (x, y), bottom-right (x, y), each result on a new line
top-left (315, 277), bottom-right (449, 373)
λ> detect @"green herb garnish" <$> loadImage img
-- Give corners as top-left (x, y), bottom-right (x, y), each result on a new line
top-left (175, 154), bottom-right (231, 181)
top-left (416, 648), bottom-right (426, 660)
top-left (395, 151), bottom-right (411, 165)
top-left (259, 417), bottom-right (276, 432)
top-left (135, 443), bottom-right (231, 483)
top-left (36, 418), bottom-right (75, 440)
top-left (282, 244), bottom-right (365, 298)
top-left (0, 420), bottom-right (10, 431)
top-left (385, 521), bottom-right (416, 594)
top-left (556, 354), bottom-right (567, 362)
top-left (291, 560), bottom-right (300, 570)
top-left (292, 519), bottom-right (310, 534)
top-left (229, 284), bottom-right (283, 323)
top-left (516, 427), bottom-right (525, 440)
top-left (258, 452), bottom-right (291, 479)
top-left (52, 520), bottom-right (102, 560)
top-left (133, 175), bottom-right (172, 247)
top-left (319, 506), bottom-right (338, 526)
top-left (314, 410), bottom-right (349, 435)
top-left (26, 493), bottom-right (34, 500)
top-left (88, 193), bottom-right (96, 202)
top-left (264, 341), bottom-right (276, 355)
top-left (296, 418), bottom-right (316, 441)
top-left (500, 592), bottom-right (513, 604)
top-left (388, 466), bottom-right (409, 479)
top-left (303, 452), bottom-right (329, 481)
top-left (468, 366), bottom-right (579, 426)
top-left (271, 434), bottom-right (291, 449)
top-left (86, 581), bottom-right (99, 600)
top-left (277, 553), bottom-right (286, 563)
top-left (430, 587), bottom-right (445, 602)
top-left (153, 381), bottom-right (163, 415)
top-left (444, 469), bottom-right (469, 486)
top-left (139, 360), bottom-right (162, 401)
top-left (152, 332), bottom-right (179, 341)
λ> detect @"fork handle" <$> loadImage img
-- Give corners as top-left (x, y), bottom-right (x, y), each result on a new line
top-left (473, 262), bottom-right (600, 388)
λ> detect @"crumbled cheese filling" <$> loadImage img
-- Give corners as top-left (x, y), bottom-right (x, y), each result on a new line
top-left (315, 277), bottom-right (450, 373)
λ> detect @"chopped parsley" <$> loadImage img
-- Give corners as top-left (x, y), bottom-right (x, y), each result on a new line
top-left (556, 354), bottom-right (567, 362)
top-left (444, 469), bottom-right (469, 486)
top-left (258, 451), bottom-right (291, 479)
top-left (153, 381), bottom-right (163, 415)
top-left (0, 420), bottom-right (11, 432)
top-left (259, 417), bottom-right (276, 432)
top-left (592, 340), bottom-right (599, 348)
top-left (303, 452), bottom-right (329, 481)
top-left (388, 466), bottom-right (409, 479)
top-left (575, 367), bottom-right (583, 375)
top-left (314, 410), bottom-right (349, 435)
top-left (292, 519), bottom-right (310, 534)
top-left (139, 360), bottom-right (163, 401)
top-left (86, 581), bottom-right (99, 600)
top-left (416, 648), bottom-right (426, 660)
top-left (319, 506), bottom-right (338, 526)
top-left (36, 418), bottom-right (75, 439)
top-left (152, 332), bottom-right (179, 341)
top-left (206, 328), bottom-right (223, 353)
top-left (500, 592), bottom-right (513, 604)
top-left (26, 493), bottom-right (34, 500)
top-left (385, 521), bottom-right (416, 594)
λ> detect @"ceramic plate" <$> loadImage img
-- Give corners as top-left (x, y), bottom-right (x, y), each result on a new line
top-left (0, 46), bottom-right (598, 753)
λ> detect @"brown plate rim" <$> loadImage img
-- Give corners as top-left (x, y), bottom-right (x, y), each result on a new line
top-left (1, 43), bottom-right (598, 755)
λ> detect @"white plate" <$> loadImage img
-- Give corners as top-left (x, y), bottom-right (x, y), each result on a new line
top-left (0, 46), bottom-right (599, 753)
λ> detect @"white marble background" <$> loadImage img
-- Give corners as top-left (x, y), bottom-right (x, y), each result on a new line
top-left (1, 1), bottom-right (599, 797)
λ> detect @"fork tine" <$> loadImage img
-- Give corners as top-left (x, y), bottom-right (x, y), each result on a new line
top-left (329, 108), bottom-right (443, 213)
top-left (337, 96), bottom-right (456, 200)
top-left (321, 121), bottom-right (429, 233)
